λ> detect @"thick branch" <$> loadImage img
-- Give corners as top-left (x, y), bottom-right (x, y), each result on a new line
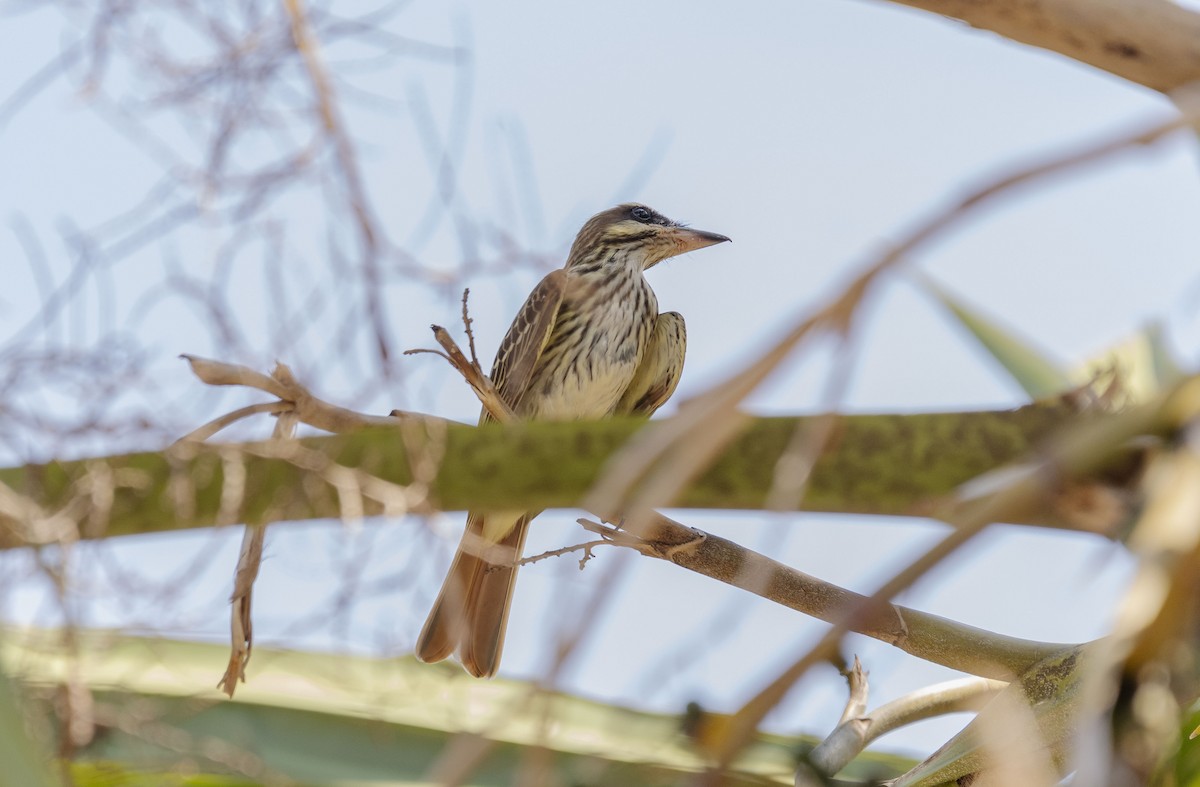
top-left (0, 404), bottom-right (1141, 548)
top-left (885, 0), bottom-right (1200, 92)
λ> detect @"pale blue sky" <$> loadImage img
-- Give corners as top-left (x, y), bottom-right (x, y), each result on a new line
top-left (2, 0), bottom-right (1198, 762)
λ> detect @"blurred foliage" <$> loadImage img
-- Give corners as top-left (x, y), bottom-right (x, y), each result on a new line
top-left (0, 637), bottom-right (61, 787)
top-left (3, 628), bottom-right (914, 786)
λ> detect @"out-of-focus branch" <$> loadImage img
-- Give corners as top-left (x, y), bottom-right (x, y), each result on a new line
top-left (282, 0), bottom-right (393, 366)
top-left (884, 0), bottom-right (1200, 93)
top-left (1071, 411), bottom-right (1200, 782)
top-left (216, 406), bottom-right (299, 699)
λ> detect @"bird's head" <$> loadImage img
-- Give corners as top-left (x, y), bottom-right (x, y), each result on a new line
top-left (566, 203), bottom-right (730, 271)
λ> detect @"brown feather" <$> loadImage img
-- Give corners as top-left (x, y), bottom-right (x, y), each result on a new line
top-left (490, 269), bottom-right (567, 415)
top-left (458, 512), bottom-right (534, 678)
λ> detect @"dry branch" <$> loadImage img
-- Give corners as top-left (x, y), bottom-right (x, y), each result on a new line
top-left (403, 322), bottom-right (513, 422)
top-left (216, 406), bottom-right (299, 698)
top-left (180, 356), bottom-right (435, 435)
top-left (808, 675), bottom-right (1005, 777)
top-left (885, 0), bottom-right (1200, 93)
top-left (579, 516), bottom-right (1068, 680)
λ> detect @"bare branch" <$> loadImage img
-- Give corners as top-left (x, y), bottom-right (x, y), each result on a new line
top-left (571, 515), bottom-right (1068, 685)
top-left (514, 539), bottom-right (610, 570)
top-left (885, 0), bottom-right (1200, 93)
top-left (406, 324), bottom-right (515, 423)
top-left (807, 676), bottom-right (1006, 777)
top-left (180, 354), bottom-right (443, 434)
top-left (282, 0), bottom-right (394, 367)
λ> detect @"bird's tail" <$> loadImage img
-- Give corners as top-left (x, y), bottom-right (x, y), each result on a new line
top-left (416, 511), bottom-right (533, 678)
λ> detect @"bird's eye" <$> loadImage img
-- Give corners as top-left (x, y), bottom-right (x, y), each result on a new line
top-left (631, 206), bottom-right (652, 223)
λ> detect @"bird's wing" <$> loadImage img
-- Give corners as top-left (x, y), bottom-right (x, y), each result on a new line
top-left (616, 311), bottom-right (687, 416)
top-left (486, 268), bottom-right (568, 420)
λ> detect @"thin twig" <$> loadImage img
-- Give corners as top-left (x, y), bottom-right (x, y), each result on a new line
top-left (282, 0), bottom-right (394, 367)
top-left (407, 324), bottom-right (515, 422)
top-left (575, 517), bottom-right (660, 555)
top-left (515, 539), bottom-right (610, 570)
top-left (217, 407), bottom-right (298, 697)
top-left (460, 287), bottom-right (482, 373)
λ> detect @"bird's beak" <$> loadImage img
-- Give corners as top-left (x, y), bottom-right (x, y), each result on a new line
top-left (666, 226), bottom-right (731, 255)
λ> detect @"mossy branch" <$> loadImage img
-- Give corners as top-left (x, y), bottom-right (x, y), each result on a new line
top-left (0, 402), bottom-right (1139, 549)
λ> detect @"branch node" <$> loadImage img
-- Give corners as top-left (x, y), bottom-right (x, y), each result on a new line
top-left (655, 529), bottom-right (707, 560)
top-left (510, 539), bottom-right (610, 569)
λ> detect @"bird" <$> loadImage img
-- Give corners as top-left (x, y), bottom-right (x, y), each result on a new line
top-left (415, 203), bottom-right (730, 678)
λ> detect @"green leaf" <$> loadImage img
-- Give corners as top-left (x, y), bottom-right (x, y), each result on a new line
top-left (921, 276), bottom-right (1185, 405)
top-left (918, 274), bottom-right (1071, 399)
